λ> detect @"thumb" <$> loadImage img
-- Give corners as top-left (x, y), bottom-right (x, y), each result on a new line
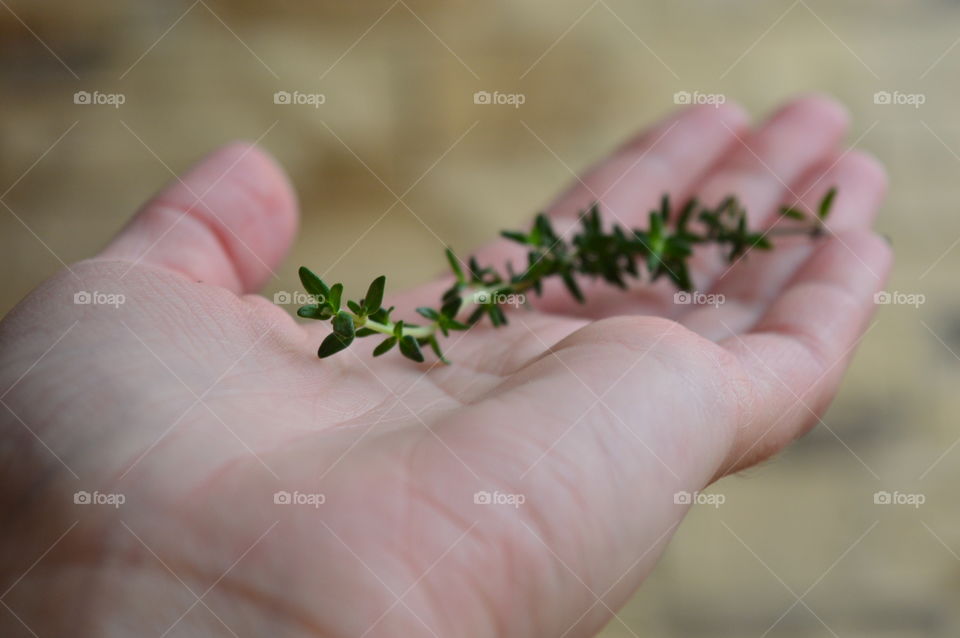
top-left (98, 142), bottom-right (299, 293)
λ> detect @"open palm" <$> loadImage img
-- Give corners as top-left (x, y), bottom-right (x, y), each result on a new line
top-left (0, 95), bottom-right (890, 638)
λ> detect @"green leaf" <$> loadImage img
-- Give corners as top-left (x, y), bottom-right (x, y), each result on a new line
top-left (297, 304), bottom-right (325, 320)
top-left (328, 284), bottom-right (343, 313)
top-left (647, 251), bottom-right (663, 276)
top-left (488, 305), bottom-right (507, 327)
top-left (528, 221), bottom-right (543, 246)
top-left (672, 265), bottom-right (692, 292)
top-left (818, 187), bottom-right (837, 220)
top-left (416, 307), bottom-right (440, 321)
top-left (331, 311), bottom-right (355, 339)
top-left (368, 307), bottom-right (393, 323)
top-left (426, 335), bottom-right (449, 364)
top-left (780, 207), bottom-right (805, 220)
top-left (500, 230), bottom-right (528, 245)
top-left (364, 276), bottom-right (386, 313)
top-left (677, 199), bottom-right (697, 230)
top-left (445, 319), bottom-right (469, 331)
top-left (347, 300), bottom-right (363, 315)
top-left (393, 320), bottom-right (405, 339)
top-left (298, 267), bottom-right (330, 300)
top-left (532, 213), bottom-right (556, 246)
top-left (445, 248), bottom-right (465, 283)
top-left (318, 332), bottom-right (352, 358)
top-left (649, 210), bottom-right (664, 239)
top-left (355, 328), bottom-right (378, 337)
top-left (468, 257), bottom-right (484, 282)
top-left (373, 336), bottom-right (397, 357)
top-left (440, 294), bottom-right (462, 319)
top-left (588, 203), bottom-right (602, 232)
top-left (561, 272), bottom-right (585, 303)
top-left (467, 306), bottom-right (486, 325)
top-left (398, 335), bottom-right (424, 362)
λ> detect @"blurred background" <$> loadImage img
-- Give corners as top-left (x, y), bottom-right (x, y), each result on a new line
top-left (1, 0), bottom-right (958, 635)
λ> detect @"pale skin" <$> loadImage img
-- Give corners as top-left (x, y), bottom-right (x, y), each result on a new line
top-left (0, 95), bottom-right (891, 637)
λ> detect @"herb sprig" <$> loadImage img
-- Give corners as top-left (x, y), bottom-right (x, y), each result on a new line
top-left (295, 190), bottom-right (835, 363)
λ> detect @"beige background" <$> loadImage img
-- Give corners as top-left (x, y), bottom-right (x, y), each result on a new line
top-left (1, 0), bottom-right (958, 635)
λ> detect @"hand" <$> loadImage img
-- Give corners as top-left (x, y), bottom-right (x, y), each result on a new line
top-left (0, 95), bottom-right (890, 638)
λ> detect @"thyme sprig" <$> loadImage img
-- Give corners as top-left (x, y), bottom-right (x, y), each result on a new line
top-left (295, 189), bottom-right (835, 363)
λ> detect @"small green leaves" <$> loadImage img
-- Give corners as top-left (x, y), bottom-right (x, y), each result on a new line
top-left (318, 333), bottom-right (350, 358)
top-left (780, 207), bottom-right (805, 220)
top-left (297, 304), bottom-right (330, 320)
top-left (328, 284), bottom-right (343, 314)
top-left (331, 311), bottom-right (355, 339)
top-left (676, 198), bottom-right (696, 231)
top-left (416, 307), bottom-right (441, 321)
top-left (818, 187), bottom-right (837, 220)
top-left (500, 230), bottom-right (528, 244)
top-left (296, 269), bottom-right (339, 321)
top-left (425, 335), bottom-right (449, 364)
top-left (398, 335), bottom-right (424, 362)
top-left (298, 187), bottom-right (833, 365)
top-left (364, 276), bottom-right (386, 313)
top-left (561, 272), bottom-right (585, 303)
top-left (648, 209), bottom-right (665, 243)
top-left (446, 248), bottom-right (465, 284)
top-left (298, 266), bottom-right (329, 300)
top-left (318, 311), bottom-right (355, 358)
top-left (373, 336), bottom-right (397, 356)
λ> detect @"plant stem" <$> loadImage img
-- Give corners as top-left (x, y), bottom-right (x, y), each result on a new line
top-left (296, 189), bottom-right (837, 363)
top-left (341, 225), bottom-right (826, 343)
top-left (360, 319), bottom-right (434, 339)
top-left (355, 280), bottom-right (533, 341)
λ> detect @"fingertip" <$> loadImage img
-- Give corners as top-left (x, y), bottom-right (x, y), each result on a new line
top-left (772, 93), bottom-right (851, 132)
top-left (785, 149), bottom-right (889, 232)
top-left (842, 150), bottom-right (889, 198)
top-left (847, 230), bottom-right (894, 282)
top-left (189, 141), bottom-right (300, 290)
top-left (711, 99), bottom-right (750, 130)
top-left (199, 141), bottom-right (300, 240)
top-left (675, 99), bottom-right (750, 134)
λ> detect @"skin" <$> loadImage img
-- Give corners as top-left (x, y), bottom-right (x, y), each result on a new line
top-left (0, 95), bottom-right (891, 637)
